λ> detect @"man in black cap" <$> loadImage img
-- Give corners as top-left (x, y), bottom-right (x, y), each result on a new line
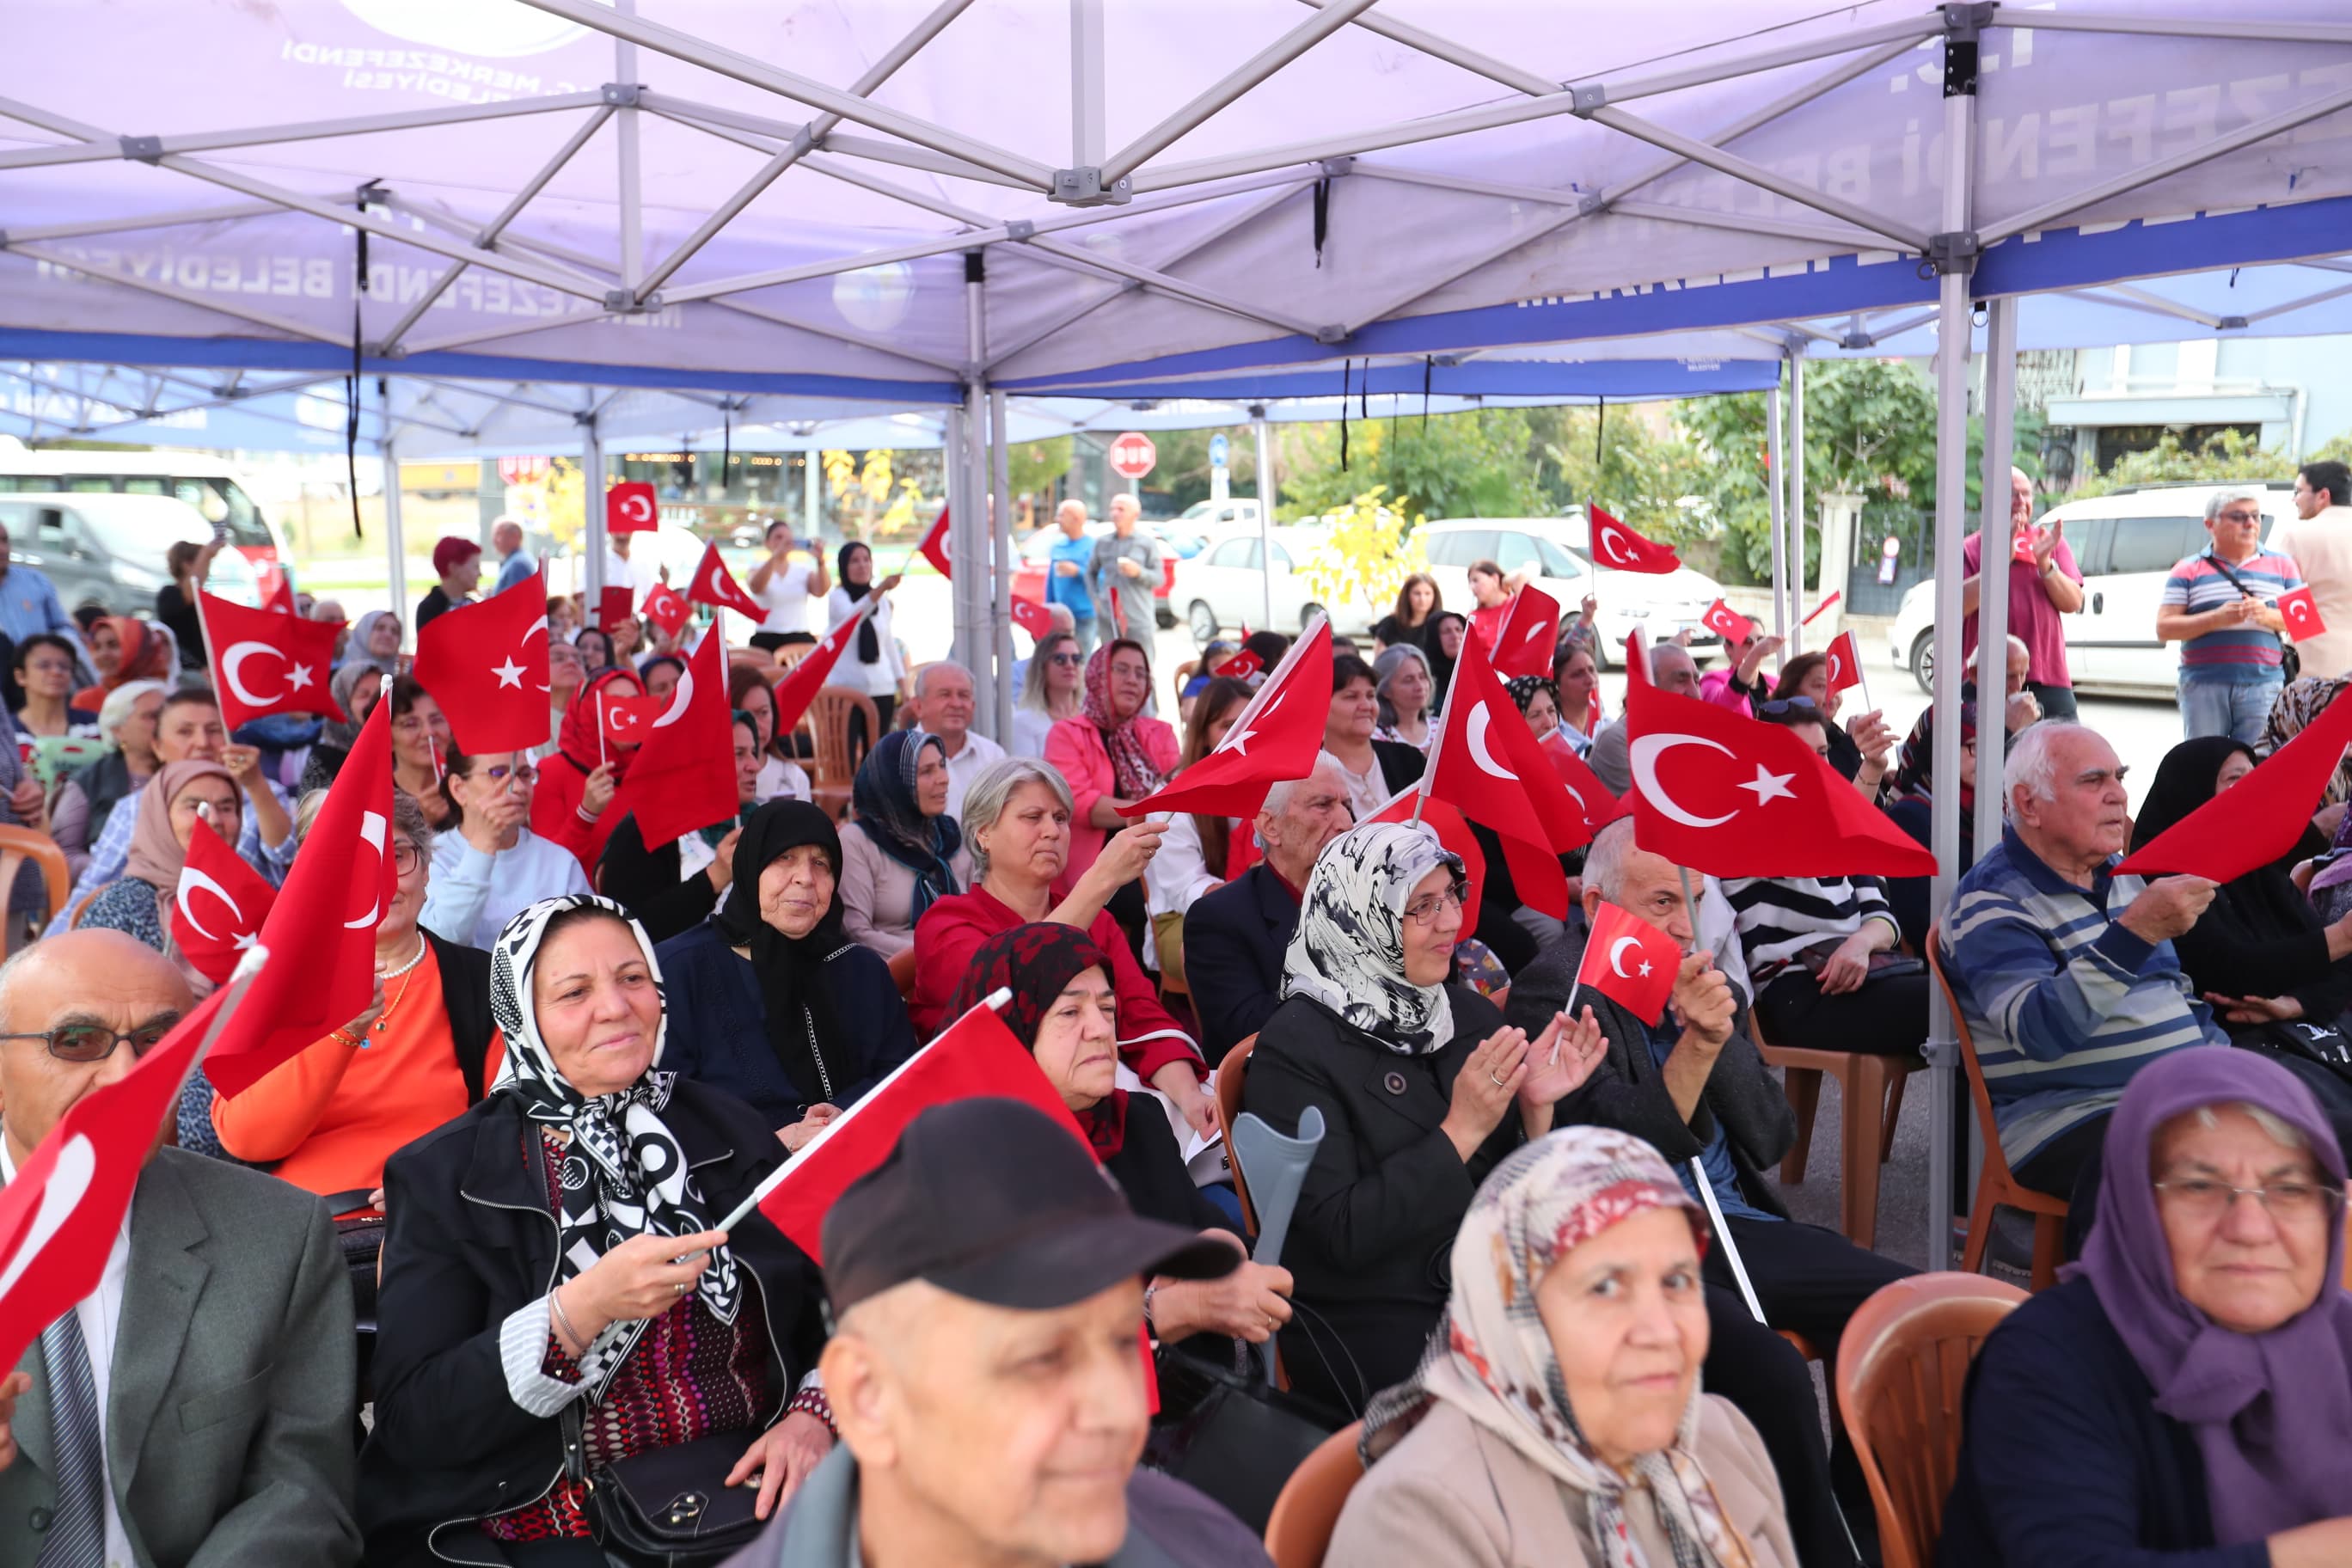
top-left (726, 1098), bottom-right (1271, 1568)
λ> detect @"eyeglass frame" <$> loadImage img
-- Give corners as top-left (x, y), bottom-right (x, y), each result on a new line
top-left (391, 839), bottom-right (426, 875)
top-left (0, 1014), bottom-right (182, 1063)
top-left (1402, 877), bottom-right (1470, 928)
top-left (1756, 695), bottom-right (1822, 717)
top-left (2152, 1176), bottom-right (2345, 1221)
top-left (1046, 652), bottom-right (1085, 667)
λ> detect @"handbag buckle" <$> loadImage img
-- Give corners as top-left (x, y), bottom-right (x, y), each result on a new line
top-left (665, 1491), bottom-right (707, 1527)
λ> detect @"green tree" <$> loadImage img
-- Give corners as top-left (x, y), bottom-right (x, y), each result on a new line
top-left (1006, 437), bottom-right (1073, 505)
top-left (2071, 427), bottom-right (2300, 498)
top-left (1278, 407), bottom-right (1543, 524)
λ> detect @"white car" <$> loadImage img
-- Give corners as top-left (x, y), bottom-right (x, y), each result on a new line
top-left (1418, 516), bottom-right (1731, 667)
top-left (1174, 524), bottom-right (1389, 643)
top-left (1887, 481), bottom-right (2299, 696)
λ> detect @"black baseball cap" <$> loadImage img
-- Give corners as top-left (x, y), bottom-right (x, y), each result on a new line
top-left (824, 1098), bottom-right (1240, 1315)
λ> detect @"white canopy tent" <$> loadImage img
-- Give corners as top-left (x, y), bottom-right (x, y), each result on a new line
top-left (8, 0), bottom-right (2352, 1261)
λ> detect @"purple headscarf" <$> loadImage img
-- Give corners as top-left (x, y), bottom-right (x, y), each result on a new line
top-left (2067, 1050), bottom-right (2352, 1544)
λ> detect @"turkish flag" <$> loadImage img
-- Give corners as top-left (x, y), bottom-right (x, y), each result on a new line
top-left (608, 630), bottom-right (737, 851)
top-left (1118, 621), bottom-right (1332, 819)
top-left (686, 541), bottom-right (767, 622)
top-left (597, 586), bottom-right (636, 634)
top-left (598, 693), bottom-right (658, 744)
top-left (642, 581), bottom-right (691, 639)
top-left (1369, 793), bottom-right (1491, 937)
top-left (1583, 685), bottom-right (1606, 737)
top-left (263, 575), bottom-right (298, 616)
top-left (771, 600), bottom-right (875, 733)
top-left (2280, 586), bottom-right (2327, 642)
top-left (172, 824), bottom-right (276, 988)
top-left (1802, 591), bottom-right (1841, 628)
top-left (1589, 505), bottom-right (1681, 575)
top-left (1575, 900), bottom-right (1681, 1026)
top-left (413, 573), bottom-right (552, 754)
top-left (1622, 645), bottom-right (1934, 879)
top-left (916, 507), bottom-right (952, 579)
top-left (2120, 682), bottom-right (2352, 881)
top-left (1822, 630), bottom-right (1865, 695)
top-left (2011, 526), bottom-right (2038, 565)
top-left (1425, 630), bottom-right (1594, 917)
top-left (1491, 585), bottom-right (1561, 681)
top-left (1218, 647), bottom-right (1264, 682)
top-left (199, 592), bottom-right (345, 728)
top-left (1010, 596), bottom-right (1054, 640)
top-left (1542, 729), bottom-right (1626, 841)
top-left (0, 968), bottom-right (261, 1375)
top-left (204, 702), bottom-right (394, 1096)
top-left (606, 481), bottom-right (658, 535)
top-left (1701, 600), bottom-right (1751, 644)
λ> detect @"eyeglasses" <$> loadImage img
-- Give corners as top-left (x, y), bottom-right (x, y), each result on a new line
top-left (0, 1019), bottom-right (179, 1063)
top-left (2216, 510), bottom-right (2261, 524)
top-left (2153, 1177), bottom-right (2343, 1222)
top-left (482, 762), bottom-right (537, 787)
top-left (392, 841), bottom-right (425, 875)
top-left (1401, 879), bottom-right (1469, 927)
top-left (1047, 652), bottom-right (1084, 667)
top-left (1757, 695), bottom-right (1821, 716)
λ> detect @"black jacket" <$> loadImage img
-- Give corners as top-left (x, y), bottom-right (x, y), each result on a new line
top-left (1183, 863), bottom-right (1299, 1066)
top-left (599, 811), bottom-right (723, 944)
top-left (426, 929), bottom-right (499, 1105)
top-left (1241, 984), bottom-right (1515, 1412)
top-left (1107, 1106), bottom-right (1228, 1235)
top-left (1504, 925), bottom-right (1795, 1217)
top-left (359, 1080), bottom-right (826, 1567)
top-left (1369, 738), bottom-right (1423, 797)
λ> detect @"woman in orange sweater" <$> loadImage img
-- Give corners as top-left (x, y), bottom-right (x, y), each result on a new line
top-left (211, 790), bottom-right (503, 1214)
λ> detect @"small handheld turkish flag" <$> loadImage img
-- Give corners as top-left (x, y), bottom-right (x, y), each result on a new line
top-left (599, 693), bottom-right (659, 744)
top-left (413, 573), bottom-right (552, 754)
top-left (2011, 527), bottom-right (2038, 565)
top-left (1491, 585), bottom-right (1562, 681)
top-left (606, 481), bottom-right (658, 534)
top-left (1583, 685), bottom-right (1605, 737)
top-left (772, 599), bottom-right (878, 733)
top-left (2120, 683), bottom-right (2352, 882)
top-left (1218, 647), bottom-right (1264, 682)
top-left (1118, 621), bottom-right (1332, 819)
top-left (1802, 591), bottom-right (1841, 628)
top-left (685, 541), bottom-right (768, 622)
top-left (1424, 625), bottom-right (1594, 916)
top-left (598, 586), bottom-right (636, 633)
top-left (642, 581), bottom-right (691, 639)
top-left (607, 630), bottom-right (738, 850)
top-left (200, 592), bottom-right (345, 728)
top-left (1822, 629), bottom-right (1865, 695)
top-left (1701, 600), bottom-right (1752, 644)
top-left (916, 507), bottom-right (952, 579)
top-left (1574, 901), bottom-right (1681, 1026)
top-left (173, 823), bottom-right (276, 988)
top-left (1010, 596), bottom-right (1055, 640)
top-left (263, 575), bottom-right (298, 616)
top-left (2279, 586), bottom-right (2327, 642)
top-left (1588, 505), bottom-right (1681, 575)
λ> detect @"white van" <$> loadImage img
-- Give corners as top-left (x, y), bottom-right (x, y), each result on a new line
top-left (1888, 481), bottom-right (2299, 695)
top-left (0, 451), bottom-right (291, 600)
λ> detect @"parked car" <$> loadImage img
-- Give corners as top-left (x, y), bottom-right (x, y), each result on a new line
top-left (0, 491), bottom-right (262, 616)
top-left (1887, 481), bottom-right (2299, 696)
top-left (1009, 524), bottom-right (1180, 628)
top-left (1173, 524), bottom-right (1394, 644)
top-left (0, 450), bottom-right (289, 601)
top-left (1418, 516), bottom-right (1731, 667)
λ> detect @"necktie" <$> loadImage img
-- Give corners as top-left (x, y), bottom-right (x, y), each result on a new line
top-left (36, 1312), bottom-right (105, 1568)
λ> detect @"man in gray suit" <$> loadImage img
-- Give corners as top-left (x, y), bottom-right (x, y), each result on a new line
top-left (0, 931), bottom-right (358, 1568)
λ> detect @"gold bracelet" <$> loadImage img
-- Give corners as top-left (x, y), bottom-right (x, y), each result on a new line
top-left (330, 1027), bottom-right (363, 1049)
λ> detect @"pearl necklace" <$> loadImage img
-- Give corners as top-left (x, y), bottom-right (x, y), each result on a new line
top-left (371, 935), bottom-right (430, 1037)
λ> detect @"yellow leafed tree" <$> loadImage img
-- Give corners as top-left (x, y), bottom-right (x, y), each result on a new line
top-left (1296, 487), bottom-right (1424, 622)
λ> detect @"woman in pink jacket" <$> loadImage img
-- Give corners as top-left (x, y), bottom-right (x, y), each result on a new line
top-left (1044, 639), bottom-right (1180, 886)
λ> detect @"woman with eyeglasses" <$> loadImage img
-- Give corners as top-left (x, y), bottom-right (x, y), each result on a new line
top-left (387, 676), bottom-right (457, 831)
top-left (1244, 820), bottom-right (1607, 1412)
top-left (421, 746), bottom-right (591, 950)
top-left (1943, 1050), bottom-right (2352, 1565)
top-left (211, 791), bottom-right (501, 1217)
top-left (1011, 628), bottom-right (1086, 758)
top-left (1764, 652), bottom-right (1896, 794)
top-left (10, 632), bottom-right (98, 743)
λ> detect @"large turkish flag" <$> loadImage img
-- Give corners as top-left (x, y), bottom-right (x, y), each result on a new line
top-left (412, 573), bottom-right (552, 753)
top-left (171, 824), bottom-right (276, 989)
top-left (1119, 621), bottom-right (1333, 820)
top-left (199, 593), bottom-right (346, 728)
top-left (2121, 681), bottom-right (2352, 882)
top-left (607, 630), bottom-right (738, 851)
top-left (686, 541), bottom-right (767, 622)
top-left (1489, 585), bottom-right (1561, 681)
top-left (1587, 505), bottom-right (1681, 575)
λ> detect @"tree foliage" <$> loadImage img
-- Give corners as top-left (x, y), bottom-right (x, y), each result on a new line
top-left (2070, 427), bottom-right (2300, 498)
top-left (1295, 487), bottom-right (1426, 619)
top-left (1006, 437), bottom-right (1073, 504)
top-left (1278, 407), bottom-right (1544, 524)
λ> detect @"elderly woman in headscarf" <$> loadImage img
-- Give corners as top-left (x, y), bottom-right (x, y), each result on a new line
top-left (362, 895), bottom-right (833, 1566)
top-left (1045, 638), bottom-right (1180, 887)
top-left (658, 799), bottom-right (916, 1140)
top-left (1943, 1049), bottom-right (2352, 1564)
top-left (1243, 819), bottom-right (1606, 1412)
top-left (1331, 1127), bottom-right (1797, 1568)
top-left (948, 922), bottom-right (1296, 1346)
top-left (297, 661), bottom-right (384, 795)
top-left (77, 757), bottom-right (242, 987)
top-left (837, 729), bottom-right (970, 962)
top-left (1505, 672), bottom-right (1563, 744)
top-left (344, 609), bottom-right (402, 675)
top-left (50, 677), bottom-right (168, 875)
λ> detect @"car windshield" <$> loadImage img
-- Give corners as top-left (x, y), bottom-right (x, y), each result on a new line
top-left (75, 499), bottom-right (220, 560)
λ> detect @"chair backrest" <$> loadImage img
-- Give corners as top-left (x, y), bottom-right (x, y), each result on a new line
top-left (808, 687), bottom-right (879, 793)
top-left (773, 644), bottom-right (813, 674)
top-left (886, 945), bottom-right (918, 1001)
top-left (1263, 1421), bottom-right (1365, 1568)
top-left (1837, 1271), bottom-right (2026, 1568)
top-left (1214, 1032), bottom-right (1259, 1233)
top-left (65, 879), bottom-right (102, 932)
top-left (0, 826), bottom-right (70, 942)
top-left (1924, 925), bottom-right (2017, 1186)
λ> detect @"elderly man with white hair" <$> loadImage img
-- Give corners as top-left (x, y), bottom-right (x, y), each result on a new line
top-left (1085, 493), bottom-right (1161, 649)
top-left (1939, 720), bottom-right (2226, 1221)
top-left (488, 514), bottom-right (535, 595)
top-left (1968, 630), bottom-right (2043, 733)
top-left (1963, 466), bottom-right (2084, 720)
top-left (2158, 487), bottom-right (2306, 743)
top-left (1179, 755), bottom-right (1357, 1063)
top-left (906, 659), bottom-right (1003, 821)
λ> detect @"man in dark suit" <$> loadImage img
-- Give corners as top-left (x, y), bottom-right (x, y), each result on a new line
top-left (1182, 755), bottom-right (1354, 1063)
top-left (1506, 818), bottom-right (1908, 1568)
top-left (0, 931), bottom-right (358, 1568)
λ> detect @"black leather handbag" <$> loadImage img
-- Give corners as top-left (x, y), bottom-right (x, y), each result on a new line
top-left (1142, 1344), bottom-right (1339, 1536)
top-left (587, 1431), bottom-right (768, 1568)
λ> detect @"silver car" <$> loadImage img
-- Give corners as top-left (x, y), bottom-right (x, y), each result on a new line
top-left (0, 491), bottom-right (260, 616)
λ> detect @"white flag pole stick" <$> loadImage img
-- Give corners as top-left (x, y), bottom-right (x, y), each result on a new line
top-left (595, 690), bottom-right (607, 768)
top-left (1691, 1155), bottom-right (1767, 1325)
top-left (1551, 979), bottom-right (1580, 1066)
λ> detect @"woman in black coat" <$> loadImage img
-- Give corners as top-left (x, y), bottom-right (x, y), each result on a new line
top-left (1241, 820), bottom-right (1603, 1414)
top-left (362, 895), bottom-right (831, 1568)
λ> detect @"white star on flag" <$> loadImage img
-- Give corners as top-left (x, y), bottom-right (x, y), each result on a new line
top-left (1637, 959), bottom-right (1653, 977)
top-left (492, 657), bottom-right (526, 689)
top-left (286, 663), bottom-right (315, 690)
top-left (1738, 766), bottom-right (1796, 805)
top-left (1218, 691), bottom-right (1283, 757)
top-left (233, 931), bottom-right (257, 950)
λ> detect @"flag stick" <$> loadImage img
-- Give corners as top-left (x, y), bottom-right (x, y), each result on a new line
top-left (1691, 1155), bottom-right (1766, 1323)
top-left (596, 690), bottom-right (607, 769)
top-left (1551, 980), bottom-right (1580, 1066)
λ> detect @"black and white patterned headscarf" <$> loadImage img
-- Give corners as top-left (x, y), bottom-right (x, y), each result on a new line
top-left (490, 894), bottom-right (742, 1387)
top-left (1280, 819), bottom-right (1461, 1056)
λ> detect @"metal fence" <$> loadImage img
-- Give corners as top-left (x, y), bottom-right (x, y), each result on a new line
top-left (1841, 500), bottom-right (1933, 616)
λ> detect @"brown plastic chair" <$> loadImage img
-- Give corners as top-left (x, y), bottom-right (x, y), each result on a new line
top-left (1752, 1005), bottom-right (1921, 1251)
top-left (1926, 927), bottom-right (2070, 1291)
top-left (805, 687), bottom-right (879, 820)
top-left (1213, 1032), bottom-right (1259, 1233)
top-left (0, 826), bottom-right (70, 945)
top-left (886, 946), bottom-right (918, 1001)
top-left (1838, 1271), bottom-right (2026, 1568)
top-left (1262, 1421), bottom-right (1364, 1568)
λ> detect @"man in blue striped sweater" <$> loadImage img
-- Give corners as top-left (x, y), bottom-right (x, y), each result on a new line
top-left (1939, 721), bottom-right (2223, 1215)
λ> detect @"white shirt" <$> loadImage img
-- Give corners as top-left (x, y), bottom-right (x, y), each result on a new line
top-left (0, 1138), bottom-right (135, 1568)
top-left (753, 560), bottom-right (819, 635)
top-left (930, 729), bottom-right (1006, 824)
top-left (600, 548), bottom-right (650, 607)
top-left (756, 755), bottom-right (812, 804)
top-left (824, 588), bottom-right (904, 700)
top-left (1009, 705), bottom-right (1063, 761)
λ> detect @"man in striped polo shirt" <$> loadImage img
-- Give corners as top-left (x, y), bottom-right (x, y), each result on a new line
top-left (1940, 722), bottom-right (2223, 1222)
top-left (2158, 487), bottom-right (2304, 744)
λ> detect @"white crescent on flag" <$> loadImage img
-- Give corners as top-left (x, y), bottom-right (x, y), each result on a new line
top-left (0, 1134), bottom-right (95, 1300)
top-left (345, 810), bottom-right (389, 929)
top-left (1608, 934), bottom-right (1641, 978)
top-left (652, 669), bottom-right (695, 728)
top-left (1465, 701), bottom-right (1519, 781)
top-left (618, 491), bottom-right (653, 525)
top-left (1629, 733), bottom-right (1738, 829)
top-left (1597, 526), bottom-right (1637, 567)
top-left (221, 641), bottom-right (292, 708)
top-left (1828, 651), bottom-right (1843, 684)
top-left (175, 867), bottom-right (244, 942)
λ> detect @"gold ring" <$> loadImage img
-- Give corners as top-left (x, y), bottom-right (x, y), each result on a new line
top-left (1489, 1069), bottom-right (1508, 1087)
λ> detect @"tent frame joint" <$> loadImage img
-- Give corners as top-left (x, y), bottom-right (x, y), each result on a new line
top-left (1312, 323), bottom-right (1351, 345)
top-left (601, 287), bottom-right (664, 314)
top-left (1941, 2), bottom-right (1996, 42)
top-left (1048, 166), bottom-right (1131, 207)
top-left (2218, 315), bottom-right (2250, 331)
top-left (1925, 230), bottom-right (1980, 276)
top-left (600, 83), bottom-right (643, 107)
top-left (1004, 219), bottom-right (1036, 241)
top-left (1564, 83), bottom-right (1608, 117)
top-left (119, 134), bottom-right (163, 163)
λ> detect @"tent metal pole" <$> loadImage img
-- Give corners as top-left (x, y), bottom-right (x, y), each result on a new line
top-left (990, 388), bottom-right (1015, 745)
top-left (1767, 366), bottom-right (1788, 658)
top-left (1254, 411), bottom-right (1277, 632)
top-left (958, 252), bottom-right (989, 698)
top-left (0, 90), bottom-right (609, 173)
top-left (1072, 0), bottom-right (1106, 168)
top-left (1290, 0), bottom-right (1552, 96)
top-left (583, 418), bottom-right (606, 612)
top-left (2016, 11), bottom-right (2352, 44)
top-left (1974, 297), bottom-right (2018, 880)
top-left (614, 1), bottom-right (644, 293)
top-left (1099, 0), bottom-right (1379, 185)
top-left (1788, 352), bottom-right (1807, 656)
top-left (2245, 279), bottom-right (2352, 325)
top-left (1858, 308), bottom-right (1940, 345)
top-left (0, 200), bottom-right (285, 243)
top-left (1605, 198), bottom-right (1887, 253)
top-left (707, 299), bottom-right (974, 377)
top-left (1925, 8), bottom-right (1982, 1273)
top-left (505, 0), bottom-right (1056, 188)
top-left (1585, 106), bottom-right (1932, 252)
top-left (1978, 83), bottom-right (2352, 247)
top-left (382, 438), bottom-right (408, 640)
top-left (400, 309), bottom-right (613, 358)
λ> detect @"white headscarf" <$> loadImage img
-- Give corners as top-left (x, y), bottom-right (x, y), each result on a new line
top-left (1279, 819), bottom-right (1460, 1055)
